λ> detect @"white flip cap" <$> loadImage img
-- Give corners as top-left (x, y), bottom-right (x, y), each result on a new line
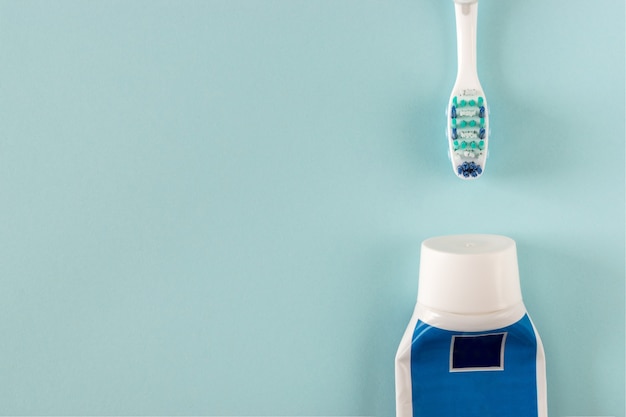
top-left (417, 234), bottom-right (523, 314)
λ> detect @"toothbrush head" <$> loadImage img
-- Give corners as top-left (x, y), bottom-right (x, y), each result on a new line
top-left (447, 91), bottom-right (489, 179)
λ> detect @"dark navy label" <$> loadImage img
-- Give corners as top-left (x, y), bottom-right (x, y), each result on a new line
top-left (451, 333), bottom-right (506, 370)
top-left (410, 314), bottom-right (538, 417)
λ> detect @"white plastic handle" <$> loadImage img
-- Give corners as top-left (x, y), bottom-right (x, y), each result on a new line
top-left (453, 0), bottom-right (480, 89)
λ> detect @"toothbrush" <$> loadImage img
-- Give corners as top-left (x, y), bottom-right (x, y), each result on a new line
top-left (447, 0), bottom-right (489, 179)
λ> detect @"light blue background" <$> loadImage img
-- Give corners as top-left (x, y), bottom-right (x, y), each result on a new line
top-left (0, 0), bottom-right (623, 416)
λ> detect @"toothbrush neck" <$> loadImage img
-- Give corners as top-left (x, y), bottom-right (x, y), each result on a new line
top-left (454, 1), bottom-right (480, 86)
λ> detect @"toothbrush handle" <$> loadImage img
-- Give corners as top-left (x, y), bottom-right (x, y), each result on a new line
top-left (454, 0), bottom-right (480, 88)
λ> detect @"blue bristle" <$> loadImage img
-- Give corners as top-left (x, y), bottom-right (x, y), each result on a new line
top-left (479, 128), bottom-right (485, 139)
top-left (451, 128), bottom-right (457, 139)
top-left (458, 161), bottom-right (483, 178)
top-left (479, 106), bottom-right (485, 118)
top-left (451, 106), bottom-right (456, 118)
